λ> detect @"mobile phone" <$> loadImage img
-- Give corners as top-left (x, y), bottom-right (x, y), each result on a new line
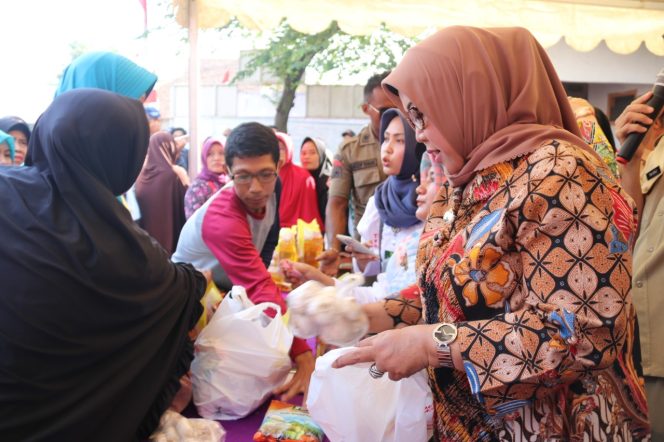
top-left (336, 234), bottom-right (375, 255)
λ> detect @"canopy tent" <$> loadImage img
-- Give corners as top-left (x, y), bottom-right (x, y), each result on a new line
top-left (172, 0), bottom-right (664, 175)
top-left (174, 0), bottom-right (664, 55)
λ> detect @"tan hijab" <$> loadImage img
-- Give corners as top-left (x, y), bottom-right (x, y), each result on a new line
top-left (383, 26), bottom-right (594, 187)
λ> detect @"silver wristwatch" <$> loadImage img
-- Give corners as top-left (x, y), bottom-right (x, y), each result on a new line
top-left (432, 323), bottom-right (458, 368)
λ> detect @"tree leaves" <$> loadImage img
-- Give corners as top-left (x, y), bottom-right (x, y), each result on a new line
top-left (225, 19), bottom-right (417, 131)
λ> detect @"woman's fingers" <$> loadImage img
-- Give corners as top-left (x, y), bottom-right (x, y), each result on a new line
top-left (615, 92), bottom-right (655, 144)
top-left (332, 346), bottom-right (375, 368)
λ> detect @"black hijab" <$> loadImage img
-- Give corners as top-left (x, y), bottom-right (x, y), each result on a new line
top-left (0, 115), bottom-right (31, 141)
top-left (0, 89), bottom-right (204, 441)
top-left (301, 136), bottom-right (332, 224)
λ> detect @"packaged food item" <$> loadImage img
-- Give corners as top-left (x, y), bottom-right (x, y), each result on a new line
top-left (296, 219), bottom-right (322, 265)
top-left (278, 227), bottom-right (298, 263)
top-left (302, 230), bottom-right (324, 267)
top-left (190, 281), bottom-right (224, 339)
top-left (253, 400), bottom-right (324, 442)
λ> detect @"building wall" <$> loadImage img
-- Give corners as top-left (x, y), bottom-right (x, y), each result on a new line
top-left (547, 39), bottom-right (662, 84)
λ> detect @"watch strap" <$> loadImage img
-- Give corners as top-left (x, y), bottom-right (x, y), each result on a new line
top-left (435, 343), bottom-right (454, 368)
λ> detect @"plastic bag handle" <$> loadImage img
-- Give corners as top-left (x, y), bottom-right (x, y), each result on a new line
top-left (235, 302), bottom-right (283, 321)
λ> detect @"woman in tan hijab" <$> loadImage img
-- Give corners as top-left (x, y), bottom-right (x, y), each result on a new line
top-left (335, 26), bottom-right (650, 441)
top-left (136, 131), bottom-right (190, 254)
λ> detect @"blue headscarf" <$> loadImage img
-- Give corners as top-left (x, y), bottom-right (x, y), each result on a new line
top-left (0, 130), bottom-right (15, 163)
top-left (374, 109), bottom-right (425, 228)
top-left (55, 52), bottom-right (157, 100)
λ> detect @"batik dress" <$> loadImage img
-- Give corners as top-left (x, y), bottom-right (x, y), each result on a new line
top-left (184, 177), bottom-right (224, 219)
top-left (417, 141), bottom-right (650, 441)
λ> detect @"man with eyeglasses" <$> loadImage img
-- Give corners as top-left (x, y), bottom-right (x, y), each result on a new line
top-left (0, 116), bottom-right (31, 166)
top-left (173, 122), bottom-right (315, 399)
top-left (320, 72), bottom-right (392, 276)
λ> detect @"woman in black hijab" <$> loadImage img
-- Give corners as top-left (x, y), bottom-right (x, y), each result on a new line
top-left (0, 89), bottom-right (205, 441)
top-left (299, 136), bottom-right (332, 225)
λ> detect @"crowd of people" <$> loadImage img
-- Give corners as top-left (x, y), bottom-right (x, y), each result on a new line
top-left (0, 25), bottom-right (660, 441)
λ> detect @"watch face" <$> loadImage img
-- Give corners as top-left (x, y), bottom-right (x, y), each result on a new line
top-left (434, 323), bottom-right (457, 344)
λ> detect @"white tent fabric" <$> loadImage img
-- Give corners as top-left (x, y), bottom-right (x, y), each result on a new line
top-left (174, 0), bottom-right (664, 55)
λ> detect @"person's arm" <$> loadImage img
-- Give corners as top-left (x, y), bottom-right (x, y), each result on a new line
top-left (325, 196), bottom-right (349, 252)
top-left (336, 149), bottom-right (638, 406)
top-left (615, 91), bottom-right (664, 231)
top-left (281, 261), bottom-right (336, 287)
top-left (447, 155), bottom-right (636, 413)
top-left (363, 284), bottom-right (423, 333)
top-left (320, 149), bottom-right (353, 275)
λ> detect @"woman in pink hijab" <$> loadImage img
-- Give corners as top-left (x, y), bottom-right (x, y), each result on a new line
top-left (184, 137), bottom-right (229, 218)
top-left (275, 132), bottom-right (323, 230)
top-left (335, 26), bottom-right (649, 440)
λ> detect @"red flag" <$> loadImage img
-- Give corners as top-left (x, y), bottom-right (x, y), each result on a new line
top-left (138, 0), bottom-right (147, 32)
top-left (221, 70), bottom-right (230, 84)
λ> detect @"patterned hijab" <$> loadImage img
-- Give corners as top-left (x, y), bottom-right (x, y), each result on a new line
top-left (383, 26), bottom-right (593, 187)
top-left (374, 109), bottom-right (425, 228)
top-left (55, 51), bottom-right (157, 100)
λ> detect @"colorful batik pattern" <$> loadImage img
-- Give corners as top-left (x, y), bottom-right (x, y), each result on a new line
top-left (418, 141), bottom-right (650, 441)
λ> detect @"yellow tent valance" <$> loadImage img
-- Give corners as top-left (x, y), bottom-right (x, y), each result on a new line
top-left (174, 0), bottom-right (664, 55)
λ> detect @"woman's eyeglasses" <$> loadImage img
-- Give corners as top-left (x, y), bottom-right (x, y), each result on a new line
top-left (406, 104), bottom-right (426, 131)
top-left (231, 170), bottom-right (278, 185)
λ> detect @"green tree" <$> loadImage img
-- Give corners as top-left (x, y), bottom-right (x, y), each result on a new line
top-left (232, 20), bottom-right (416, 132)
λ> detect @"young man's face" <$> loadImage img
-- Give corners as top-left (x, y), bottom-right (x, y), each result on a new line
top-left (362, 86), bottom-right (393, 138)
top-left (230, 154), bottom-right (278, 213)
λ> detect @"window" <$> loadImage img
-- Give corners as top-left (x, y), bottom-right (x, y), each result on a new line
top-left (608, 90), bottom-right (637, 123)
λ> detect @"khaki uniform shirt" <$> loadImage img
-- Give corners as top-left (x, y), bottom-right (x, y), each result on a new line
top-left (329, 125), bottom-right (387, 231)
top-left (633, 137), bottom-right (664, 378)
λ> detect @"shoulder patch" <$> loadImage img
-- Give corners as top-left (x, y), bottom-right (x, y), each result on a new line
top-left (646, 166), bottom-right (661, 180)
top-left (331, 154), bottom-right (345, 179)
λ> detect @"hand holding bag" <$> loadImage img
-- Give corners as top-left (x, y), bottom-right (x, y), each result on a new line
top-left (191, 286), bottom-right (294, 420)
top-left (306, 347), bottom-right (433, 442)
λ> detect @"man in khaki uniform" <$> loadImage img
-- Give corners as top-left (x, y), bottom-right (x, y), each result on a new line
top-left (616, 91), bottom-right (664, 440)
top-left (319, 72), bottom-right (392, 275)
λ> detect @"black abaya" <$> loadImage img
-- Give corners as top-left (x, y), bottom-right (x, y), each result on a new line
top-left (0, 89), bottom-right (204, 441)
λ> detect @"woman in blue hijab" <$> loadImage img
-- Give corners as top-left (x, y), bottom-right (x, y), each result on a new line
top-left (55, 51), bottom-right (158, 212)
top-left (55, 51), bottom-right (157, 101)
top-left (354, 108), bottom-right (426, 276)
top-left (0, 130), bottom-right (15, 165)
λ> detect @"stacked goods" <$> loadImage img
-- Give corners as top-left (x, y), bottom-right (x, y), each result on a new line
top-left (271, 219), bottom-right (324, 291)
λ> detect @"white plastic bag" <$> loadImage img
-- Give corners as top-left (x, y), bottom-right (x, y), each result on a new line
top-left (286, 276), bottom-right (369, 347)
top-left (191, 286), bottom-right (293, 420)
top-left (149, 410), bottom-right (225, 442)
top-left (307, 347), bottom-right (433, 442)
